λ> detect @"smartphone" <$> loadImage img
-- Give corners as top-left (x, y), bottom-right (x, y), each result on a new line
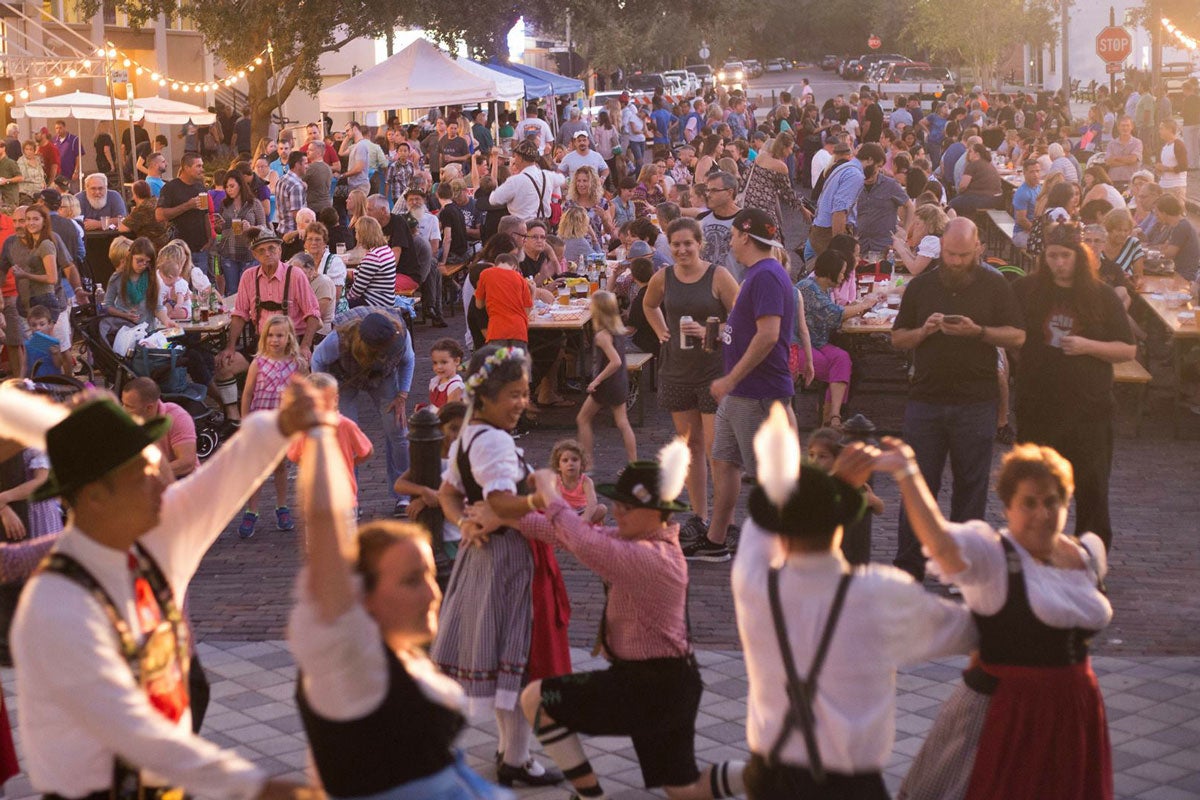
top-left (942, 315), bottom-right (964, 324)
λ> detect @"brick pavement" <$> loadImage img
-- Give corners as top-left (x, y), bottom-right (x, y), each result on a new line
top-left (6, 644), bottom-right (1200, 800)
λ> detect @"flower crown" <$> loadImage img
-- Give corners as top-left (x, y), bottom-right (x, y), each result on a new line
top-left (464, 347), bottom-right (527, 399)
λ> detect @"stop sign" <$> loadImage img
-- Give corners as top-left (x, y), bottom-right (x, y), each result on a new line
top-left (1096, 26), bottom-right (1132, 63)
top-left (868, 35), bottom-right (882, 50)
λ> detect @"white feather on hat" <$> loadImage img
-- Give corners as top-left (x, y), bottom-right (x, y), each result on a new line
top-left (754, 402), bottom-right (800, 508)
top-left (657, 438), bottom-right (690, 504)
top-left (0, 384), bottom-right (70, 452)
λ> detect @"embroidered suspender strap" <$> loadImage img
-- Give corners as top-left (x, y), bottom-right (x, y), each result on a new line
top-left (133, 543), bottom-right (189, 642)
top-left (765, 567), bottom-right (854, 783)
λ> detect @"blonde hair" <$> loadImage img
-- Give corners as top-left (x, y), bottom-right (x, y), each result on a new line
top-left (590, 290), bottom-right (626, 335)
top-left (156, 239), bottom-right (192, 281)
top-left (566, 166), bottom-right (603, 205)
top-left (1034, 172), bottom-right (1065, 218)
top-left (557, 206), bottom-right (591, 239)
top-left (59, 193), bottom-right (82, 219)
top-left (108, 236), bottom-right (133, 268)
top-left (718, 156), bottom-right (739, 177)
top-left (354, 216), bottom-right (387, 250)
top-left (914, 204), bottom-right (950, 237)
top-left (257, 314), bottom-right (301, 359)
top-left (1102, 207), bottom-right (1134, 234)
top-left (346, 189), bottom-right (368, 223)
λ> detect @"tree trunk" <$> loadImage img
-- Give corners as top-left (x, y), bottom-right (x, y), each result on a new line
top-left (248, 67), bottom-right (274, 150)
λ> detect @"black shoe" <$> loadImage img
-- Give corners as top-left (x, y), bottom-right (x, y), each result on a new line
top-left (682, 535), bottom-right (731, 563)
top-left (724, 524), bottom-right (741, 554)
top-left (393, 499), bottom-right (409, 518)
top-left (679, 514), bottom-right (709, 544)
top-left (496, 759), bottom-right (564, 787)
top-left (431, 316), bottom-right (448, 328)
top-left (995, 423), bottom-right (1016, 445)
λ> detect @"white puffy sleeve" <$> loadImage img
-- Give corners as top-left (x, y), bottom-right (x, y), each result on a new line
top-left (441, 426), bottom-right (524, 497)
top-left (926, 520), bottom-right (1009, 616)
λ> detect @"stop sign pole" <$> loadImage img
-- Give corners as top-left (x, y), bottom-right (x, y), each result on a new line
top-left (1096, 8), bottom-right (1133, 94)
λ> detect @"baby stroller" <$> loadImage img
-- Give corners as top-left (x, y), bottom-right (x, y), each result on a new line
top-left (70, 304), bottom-right (225, 460)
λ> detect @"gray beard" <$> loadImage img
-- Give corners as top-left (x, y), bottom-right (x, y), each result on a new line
top-left (86, 194), bottom-right (108, 211)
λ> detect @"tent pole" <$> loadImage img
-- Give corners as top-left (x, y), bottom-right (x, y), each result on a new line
top-left (103, 49), bottom-right (126, 199)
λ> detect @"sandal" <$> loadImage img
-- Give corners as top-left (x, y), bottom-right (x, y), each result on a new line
top-left (237, 511), bottom-right (258, 539)
top-left (826, 415), bottom-right (844, 432)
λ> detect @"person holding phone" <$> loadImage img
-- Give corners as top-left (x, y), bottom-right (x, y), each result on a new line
top-left (889, 217), bottom-right (1026, 582)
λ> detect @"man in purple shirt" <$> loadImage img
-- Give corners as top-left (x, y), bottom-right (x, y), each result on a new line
top-left (684, 208), bottom-right (796, 562)
top-left (53, 120), bottom-right (83, 189)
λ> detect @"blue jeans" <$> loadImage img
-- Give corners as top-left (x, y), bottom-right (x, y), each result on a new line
top-left (221, 257), bottom-right (253, 296)
top-left (894, 399), bottom-right (997, 580)
top-left (628, 140), bottom-right (645, 168)
top-left (191, 250), bottom-right (211, 279)
top-left (339, 374), bottom-right (409, 499)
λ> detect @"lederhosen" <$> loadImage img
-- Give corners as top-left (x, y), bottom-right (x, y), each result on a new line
top-left (745, 568), bottom-right (889, 800)
top-left (38, 544), bottom-right (190, 800)
top-left (240, 266), bottom-right (294, 354)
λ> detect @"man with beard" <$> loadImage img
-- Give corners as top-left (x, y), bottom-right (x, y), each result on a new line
top-left (889, 218), bottom-right (1025, 581)
top-left (809, 142), bottom-right (882, 258)
top-left (76, 173), bottom-right (128, 230)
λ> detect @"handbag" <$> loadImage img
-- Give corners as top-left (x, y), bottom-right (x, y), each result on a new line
top-left (130, 344), bottom-right (190, 394)
top-left (735, 162), bottom-right (756, 206)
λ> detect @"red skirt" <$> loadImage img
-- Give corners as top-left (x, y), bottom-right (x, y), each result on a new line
top-left (966, 659), bottom-right (1112, 800)
top-left (526, 540), bottom-right (572, 681)
top-left (0, 690), bottom-right (18, 786)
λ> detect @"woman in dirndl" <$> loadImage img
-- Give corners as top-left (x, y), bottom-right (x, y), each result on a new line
top-left (431, 345), bottom-right (569, 789)
top-left (879, 439), bottom-right (1113, 800)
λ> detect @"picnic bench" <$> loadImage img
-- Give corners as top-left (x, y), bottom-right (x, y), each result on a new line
top-left (1114, 359), bottom-right (1152, 436)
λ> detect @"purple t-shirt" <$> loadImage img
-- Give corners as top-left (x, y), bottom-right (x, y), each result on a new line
top-left (722, 257), bottom-right (795, 399)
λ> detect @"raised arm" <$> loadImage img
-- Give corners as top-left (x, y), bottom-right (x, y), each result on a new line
top-left (871, 437), bottom-right (966, 574)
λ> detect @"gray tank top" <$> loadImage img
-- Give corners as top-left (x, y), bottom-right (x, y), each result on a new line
top-left (659, 263), bottom-right (727, 386)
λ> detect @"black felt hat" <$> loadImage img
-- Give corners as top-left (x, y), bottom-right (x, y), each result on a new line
top-left (596, 461), bottom-right (690, 514)
top-left (748, 463), bottom-right (865, 540)
top-left (34, 398), bottom-right (170, 501)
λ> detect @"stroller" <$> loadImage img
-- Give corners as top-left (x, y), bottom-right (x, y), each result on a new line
top-left (71, 304), bottom-right (225, 460)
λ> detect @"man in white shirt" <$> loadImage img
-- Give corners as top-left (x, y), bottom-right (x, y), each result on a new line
top-left (514, 104), bottom-right (554, 155)
top-left (7, 388), bottom-right (322, 800)
top-left (341, 121), bottom-right (371, 194)
top-left (809, 135), bottom-right (839, 187)
top-left (488, 140), bottom-right (564, 221)
top-left (558, 131), bottom-right (609, 180)
top-left (733, 408), bottom-right (976, 796)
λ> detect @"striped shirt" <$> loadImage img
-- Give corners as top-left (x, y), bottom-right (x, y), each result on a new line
top-left (518, 500), bottom-right (690, 661)
top-left (349, 245), bottom-right (396, 308)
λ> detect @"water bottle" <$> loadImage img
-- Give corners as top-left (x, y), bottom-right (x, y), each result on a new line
top-left (680, 315), bottom-right (695, 350)
top-left (93, 283), bottom-right (105, 313)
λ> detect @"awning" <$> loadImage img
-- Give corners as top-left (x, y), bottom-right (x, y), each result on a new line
top-left (453, 58), bottom-right (526, 103)
top-left (12, 91), bottom-right (139, 121)
top-left (133, 96), bottom-right (215, 126)
top-left (499, 62), bottom-right (584, 97)
top-left (481, 60), bottom-right (553, 99)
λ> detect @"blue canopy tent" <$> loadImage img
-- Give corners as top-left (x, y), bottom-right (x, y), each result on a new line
top-left (480, 60), bottom-right (554, 99)
top-left (498, 62), bottom-right (584, 97)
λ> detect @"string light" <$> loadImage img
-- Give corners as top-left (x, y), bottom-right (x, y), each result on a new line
top-left (1162, 18), bottom-right (1198, 51)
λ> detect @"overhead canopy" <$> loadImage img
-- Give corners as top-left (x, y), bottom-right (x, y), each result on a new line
top-left (133, 96), bottom-right (215, 125)
top-left (453, 57), bottom-right (525, 103)
top-left (320, 37), bottom-right (516, 112)
top-left (499, 62), bottom-right (584, 97)
top-left (481, 60), bottom-right (553, 99)
top-left (12, 91), bottom-right (139, 121)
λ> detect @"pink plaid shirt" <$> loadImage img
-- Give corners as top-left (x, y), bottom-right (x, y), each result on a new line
top-left (519, 499), bottom-right (690, 661)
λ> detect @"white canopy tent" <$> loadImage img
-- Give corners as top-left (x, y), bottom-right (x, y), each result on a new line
top-left (319, 37), bottom-right (520, 112)
top-left (132, 96), bottom-right (215, 126)
top-left (12, 91), bottom-right (139, 121)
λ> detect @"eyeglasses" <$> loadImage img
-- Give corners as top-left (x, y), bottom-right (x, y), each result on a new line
top-left (706, 186), bottom-right (730, 194)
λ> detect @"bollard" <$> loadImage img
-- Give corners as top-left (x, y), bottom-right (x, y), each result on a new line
top-left (840, 413), bottom-right (877, 566)
top-left (407, 406), bottom-right (452, 587)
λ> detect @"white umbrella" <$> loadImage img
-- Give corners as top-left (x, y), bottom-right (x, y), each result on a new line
top-left (11, 90), bottom-right (141, 121)
top-left (132, 96), bottom-right (215, 126)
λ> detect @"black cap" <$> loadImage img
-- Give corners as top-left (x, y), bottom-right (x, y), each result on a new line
top-left (732, 208), bottom-right (783, 250)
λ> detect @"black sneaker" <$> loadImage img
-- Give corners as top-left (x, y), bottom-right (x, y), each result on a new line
top-left (393, 499), bottom-right (409, 518)
top-left (682, 535), bottom-right (731, 563)
top-left (724, 524), bottom-right (741, 554)
top-left (679, 514), bottom-right (709, 543)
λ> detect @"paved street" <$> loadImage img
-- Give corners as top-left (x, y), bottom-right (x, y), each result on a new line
top-left (5, 65), bottom-right (1200, 799)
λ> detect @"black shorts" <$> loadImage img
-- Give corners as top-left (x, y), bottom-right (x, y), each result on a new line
top-left (659, 381), bottom-right (719, 414)
top-left (540, 656), bottom-right (702, 788)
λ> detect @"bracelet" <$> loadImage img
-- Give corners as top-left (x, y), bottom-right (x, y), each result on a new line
top-left (892, 463), bottom-right (919, 480)
top-left (526, 494), bottom-right (537, 512)
top-left (976, 325), bottom-right (987, 340)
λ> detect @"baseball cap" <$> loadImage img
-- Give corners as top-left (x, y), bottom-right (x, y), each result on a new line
top-left (38, 188), bottom-right (62, 209)
top-left (571, 130), bottom-right (590, 140)
top-left (37, 126), bottom-right (49, 136)
top-left (619, 92), bottom-right (630, 103)
top-left (359, 313), bottom-right (399, 348)
top-left (621, 240), bottom-right (654, 263)
top-left (732, 208), bottom-right (783, 250)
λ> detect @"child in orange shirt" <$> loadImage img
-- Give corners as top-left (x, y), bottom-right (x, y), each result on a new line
top-left (287, 372), bottom-right (373, 504)
top-left (474, 252), bottom-right (533, 346)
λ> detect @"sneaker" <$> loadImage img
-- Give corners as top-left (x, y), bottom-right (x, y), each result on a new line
top-left (393, 499), bottom-right (409, 519)
top-left (679, 514), bottom-right (709, 543)
top-left (724, 524), bottom-right (741, 554)
top-left (682, 535), bottom-right (731, 563)
top-left (275, 506), bottom-right (295, 531)
top-left (237, 511), bottom-right (258, 539)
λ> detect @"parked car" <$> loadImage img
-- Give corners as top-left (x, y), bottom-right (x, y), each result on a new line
top-left (843, 59), bottom-right (864, 79)
top-left (686, 64), bottom-right (714, 89)
top-left (663, 69), bottom-right (698, 95)
top-left (744, 59), bottom-right (764, 78)
top-left (627, 72), bottom-right (665, 93)
top-left (820, 55), bottom-right (840, 71)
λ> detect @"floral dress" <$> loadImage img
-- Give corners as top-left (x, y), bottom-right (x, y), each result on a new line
top-left (742, 163), bottom-right (798, 244)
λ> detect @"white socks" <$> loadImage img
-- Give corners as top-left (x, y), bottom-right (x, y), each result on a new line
top-left (496, 707), bottom-right (532, 768)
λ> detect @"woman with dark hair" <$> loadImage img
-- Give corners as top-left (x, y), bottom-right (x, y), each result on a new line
top-left (741, 131), bottom-right (799, 243)
top-left (432, 345), bottom-right (567, 789)
top-left (217, 169), bottom-right (266, 294)
top-left (592, 111), bottom-right (620, 190)
top-left (102, 236), bottom-right (171, 339)
top-left (825, 233), bottom-right (864, 305)
top-left (1081, 165), bottom-right (1125, 211)
top-left (1011, 222), bottom-right (1134, 551)
top-left (1026, 179), bottom-right (1081, 258)
top-left (288, 431), bottom-right (510, 800)
top-left (694, 133), bottom-right (722, 182)
top-left (5, 205), bottom-right (65, 319)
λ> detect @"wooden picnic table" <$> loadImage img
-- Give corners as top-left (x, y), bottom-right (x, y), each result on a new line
top-left (1135, 275), bottom-right (1199, 436)
top-left (176, 312), bottom-right (233, 335)
top-left (529, 306), bottom-right (593, 331)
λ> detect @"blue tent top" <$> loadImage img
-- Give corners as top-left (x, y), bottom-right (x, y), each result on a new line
top-left (487, 60), bottom-right (584, 98)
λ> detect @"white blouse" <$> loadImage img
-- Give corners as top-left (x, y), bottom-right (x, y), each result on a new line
top-left (931, 521), bottom-right (1112, 631)
top-left (442, 424), bottom-right (525, 498)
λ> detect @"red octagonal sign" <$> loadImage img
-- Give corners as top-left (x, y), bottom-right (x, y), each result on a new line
top-left (1096, 26), bottom-right (1132, 63)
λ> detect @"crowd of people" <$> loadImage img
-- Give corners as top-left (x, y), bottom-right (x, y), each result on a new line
top-left (0, 63), bottom-right (1197, 800)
